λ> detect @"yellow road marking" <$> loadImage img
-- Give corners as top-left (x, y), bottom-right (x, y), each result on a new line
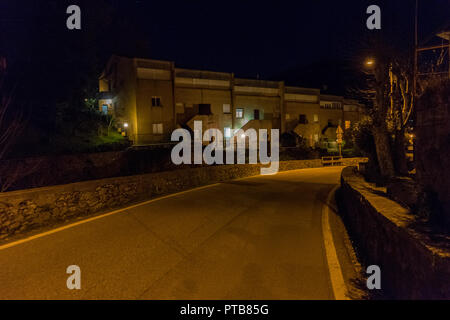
top-left (0, 183), bottom-right (221, 251)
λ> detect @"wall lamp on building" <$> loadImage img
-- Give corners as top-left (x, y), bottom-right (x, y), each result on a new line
top-left (121, 122), bottom-right (128, 137)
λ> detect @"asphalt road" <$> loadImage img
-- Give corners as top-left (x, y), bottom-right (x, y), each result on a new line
top-left (0, 166), bottom-right (362, 299)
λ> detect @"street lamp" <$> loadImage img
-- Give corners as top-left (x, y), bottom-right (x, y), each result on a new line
top-left (365, 58), bottom-right (375, 67)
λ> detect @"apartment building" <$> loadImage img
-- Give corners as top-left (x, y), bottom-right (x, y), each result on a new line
top-left (98, 55), bottom-right (362, 148)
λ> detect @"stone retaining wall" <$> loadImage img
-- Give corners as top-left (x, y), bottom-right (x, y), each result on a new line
top-left (0, 158), bottom-right (365, 240)
top-left (339, 167), bottom-right (450, 299)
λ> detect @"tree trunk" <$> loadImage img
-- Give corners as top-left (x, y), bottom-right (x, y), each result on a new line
top-left (372, 126), bottom-right (395, 181)
top-left (393, 127), bottom-right (409, 176)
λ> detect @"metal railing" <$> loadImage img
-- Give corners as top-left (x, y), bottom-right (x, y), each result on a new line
top-left (321, 156), bottom-right (343, 166)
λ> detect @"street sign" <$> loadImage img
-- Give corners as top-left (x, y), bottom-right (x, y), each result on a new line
top-left (336, 125), bottom-right (343, 144)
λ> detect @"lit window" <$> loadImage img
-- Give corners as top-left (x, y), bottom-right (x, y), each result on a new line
top-left (314, 134), bottom-right (319, 142)
top-left (236, 108), bottom-right (244, 119)
top-left (285, 113), bottom-right (290, 120)
top-left (152, 123), bottom-right (163, 134)
top-left (314, 114), bottom-right (319, 122)
top-left (345, 120), bottom-right (351, 129)
top-left (101, 105), bottom-right (108, 115)
top-left (152, 96), bottom-right (161, 107)
top-left (223, 104), bottom-right (231, 113)
top-left (224, 127), bottom-right (231, 138)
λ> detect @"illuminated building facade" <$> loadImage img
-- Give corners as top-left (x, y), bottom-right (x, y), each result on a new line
top-left (99, 55), bottom-right (362, 148)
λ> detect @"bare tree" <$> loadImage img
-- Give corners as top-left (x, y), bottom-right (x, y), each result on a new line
top-left (353, 48), bottom-right (415, 181)
top-left (0, 57), bottom-right (35, 192)
top-left (364, 56), bottom-right (396, 180)
top-left (0, 57), bottom-right (23, 160)
top-left (388, 61), bottom-right (414, 176)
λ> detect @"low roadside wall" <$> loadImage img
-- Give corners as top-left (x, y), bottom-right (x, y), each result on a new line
top-left (0, 158), bottom-right (366, 240)
top-left (339, 167), bottom-right (450, 299)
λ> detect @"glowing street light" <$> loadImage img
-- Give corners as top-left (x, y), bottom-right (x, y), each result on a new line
top-left (365, 58), bottom-right (375, 67)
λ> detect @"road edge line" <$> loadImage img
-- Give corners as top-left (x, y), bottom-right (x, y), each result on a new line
top-left (322, 184), bottom-right (350, 300)
top-left (0, 183), bottom-right (220, 251)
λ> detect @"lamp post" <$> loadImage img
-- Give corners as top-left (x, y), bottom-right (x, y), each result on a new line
top-left (365, 58), bottom-right (375, 67)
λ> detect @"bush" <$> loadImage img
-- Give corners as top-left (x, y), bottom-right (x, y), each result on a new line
top-left (280, 132), bottom-right (297, 147)
top-left (352, 118), bottom-right (375, 157)
top-left (352, 118), bottom-right (383, 183)
top-left (7, 103), bottom-right (130, 158)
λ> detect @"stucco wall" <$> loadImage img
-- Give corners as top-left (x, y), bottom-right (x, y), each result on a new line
top-left (0, 159), bottom-right (365, 240)
top-left (338, 167), bottom-right (450, 299)
top-left (136, 78), bottom-right (175, 143)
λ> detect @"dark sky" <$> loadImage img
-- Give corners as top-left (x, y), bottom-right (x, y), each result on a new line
top-left (123, 0), bottom-right (449, 78)
top-left (0, 0), bottom-right (448, 151)
top-left (3, 0), bottom-right (449, 74)
top-left (0, 0), bottom-right (449, 86)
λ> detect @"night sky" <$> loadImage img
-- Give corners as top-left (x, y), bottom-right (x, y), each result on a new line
top-left (0, 0), bottom-right (448, 103)
top-left (133, 0), bottom-right (449, 79)
top-left (2, 0), bottom-right (449, 75)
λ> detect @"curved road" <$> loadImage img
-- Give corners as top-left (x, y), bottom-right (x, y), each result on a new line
top-left (0, 166), bottom-right (362, 299)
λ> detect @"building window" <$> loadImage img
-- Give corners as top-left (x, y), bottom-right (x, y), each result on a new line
top-left (314, 134), bottom-right (319, 142)
top-left (321, 102), bottom-right (341, 109)
top-left (198, 104), bottom-right (211, 115)
top-left (313, 114), bottom-right (319, 122)
top-left (224, 127), bottom-right (231, 139)
top-left (236, 108), bottom-right (244, 119)
top-left (223, 104), bottom-right (231, 113)
top-left (285, 113), bottom-right (290, 120)
top-left (333, 102), bottom-right (342, 109)
top-left (101, 104), bottom-right (108, 115)
top-left (152, 96), bottom-right (161, 107)
top-left (152, 123), bottom-right (163, 134)
top-left (345, 120), bottom-right (351, 129)
top-left (299, 114), bottom-right (307, 124)
top-left (254, 109), bottom-right (260, 120)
